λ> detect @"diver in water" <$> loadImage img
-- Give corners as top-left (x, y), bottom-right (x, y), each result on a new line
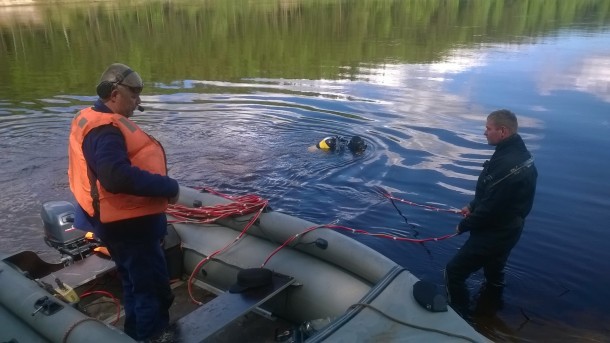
top-left (308, 135), bottom-right (368, 154)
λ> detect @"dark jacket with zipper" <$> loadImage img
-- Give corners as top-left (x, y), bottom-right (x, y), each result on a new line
top-left (458, 133), bottom-right (538, 253)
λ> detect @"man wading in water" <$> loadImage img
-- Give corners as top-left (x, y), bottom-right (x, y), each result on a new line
top-left (445, 109), bottom-right (538, 318)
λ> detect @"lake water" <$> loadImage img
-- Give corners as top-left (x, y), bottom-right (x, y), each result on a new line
top-left (1, 0), bottom-right (609, 341)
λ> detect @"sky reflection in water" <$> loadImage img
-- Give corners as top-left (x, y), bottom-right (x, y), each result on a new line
top-left (0, 1), bottom-right (609, 341)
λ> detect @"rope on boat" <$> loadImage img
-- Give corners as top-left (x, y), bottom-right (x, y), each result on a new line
top-left (376, 187), bottom-right (462, 214)
top-left (260, 224), bottom-right (457, 267)
top-left (62, 317), bottom-right (104, 343)
top-left (166, 188), bottom-right (268, 305)
top-left (348, 303), bottom-right (481, 343)
top-left (165, 187), bottom-right (461, 303)
top-left (166, 187), bottom-right (268, 224)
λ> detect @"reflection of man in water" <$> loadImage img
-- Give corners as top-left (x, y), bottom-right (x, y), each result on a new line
top-left (308, 135), bottom-right (367, 154)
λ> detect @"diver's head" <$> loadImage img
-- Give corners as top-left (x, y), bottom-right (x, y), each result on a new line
top-left (316, 136), bottom-right (338, 151)
top-left (348, 136), bottom-right (367, 154)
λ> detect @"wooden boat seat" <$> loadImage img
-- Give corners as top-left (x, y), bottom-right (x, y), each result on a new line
top-left (168, 272), bottom-right (295, 343)
top-left (39, 253), bottom-right (116, 289)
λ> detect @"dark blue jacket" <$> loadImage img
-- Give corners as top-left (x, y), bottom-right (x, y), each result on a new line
top-left (458, 134), bottom-right (538, 252)
top-left (74, 99), bottom-right (179, 243)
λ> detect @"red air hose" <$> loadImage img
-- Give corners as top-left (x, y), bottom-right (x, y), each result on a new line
top-left (165, 187), bottom-right (459, 303)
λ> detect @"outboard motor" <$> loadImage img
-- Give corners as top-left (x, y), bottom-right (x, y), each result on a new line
top-left (41, 201), bottom-right (97, 262)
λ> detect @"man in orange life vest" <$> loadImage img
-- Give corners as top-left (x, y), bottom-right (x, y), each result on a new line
top-left (68, 63), bottom-right (180, 341)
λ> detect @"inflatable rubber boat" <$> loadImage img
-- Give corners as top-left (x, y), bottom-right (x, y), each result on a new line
top-left (0, 186), bottom-right (489, 342)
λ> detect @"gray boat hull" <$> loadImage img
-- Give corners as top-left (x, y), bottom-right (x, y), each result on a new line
top-left (0, 185), bottom-right (488, 342)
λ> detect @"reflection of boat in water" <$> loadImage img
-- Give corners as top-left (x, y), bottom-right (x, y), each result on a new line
top-left (0, 186), bottom-right (489, 342)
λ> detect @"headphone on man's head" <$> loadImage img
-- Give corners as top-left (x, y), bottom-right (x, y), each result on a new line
top-left (96, 68), bottom-right (134, 99)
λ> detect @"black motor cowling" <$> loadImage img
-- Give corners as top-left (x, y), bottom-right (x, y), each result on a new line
top-left (41, 201), bottom-right (96, 261)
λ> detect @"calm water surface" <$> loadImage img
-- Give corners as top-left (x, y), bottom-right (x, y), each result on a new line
top-left (1, 1), bottom-right (609, 341)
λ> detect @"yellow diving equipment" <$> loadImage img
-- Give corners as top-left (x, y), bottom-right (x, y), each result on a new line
top-left (316, 136), bottom-right (337, 150)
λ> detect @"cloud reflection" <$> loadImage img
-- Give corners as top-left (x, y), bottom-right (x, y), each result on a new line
top-left (538, 53), bottom-right (610, 103)
top-left (340, 50), bottom-right (492, 187)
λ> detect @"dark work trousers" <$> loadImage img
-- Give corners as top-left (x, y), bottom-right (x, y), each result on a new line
top-left (105, 236), bottom-right (173, 341)
top-left (445, 238), bottom-right (511, 317)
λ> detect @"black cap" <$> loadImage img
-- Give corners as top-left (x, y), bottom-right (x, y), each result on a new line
top-left (229, 268), bottom-right (273, 293)
top-left (413, 280), bottom-right (447, 312)
top-left (99, 63), bottom-right (143, 89)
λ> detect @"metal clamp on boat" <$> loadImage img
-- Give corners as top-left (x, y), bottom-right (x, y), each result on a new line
top-left (31, 295), bottom-right (63, 316)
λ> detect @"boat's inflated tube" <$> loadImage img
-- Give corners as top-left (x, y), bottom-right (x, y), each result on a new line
top-left (0, 259), bottom-right (133, 343)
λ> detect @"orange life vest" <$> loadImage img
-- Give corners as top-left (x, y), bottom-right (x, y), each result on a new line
top-left (68, 107), bottom-right (169, 223)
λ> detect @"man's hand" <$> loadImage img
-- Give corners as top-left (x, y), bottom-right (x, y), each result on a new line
top-left (460, 205), bottom-right (471, 217)
top-left (455, 224), bottom-right (462, 234)
top-left (169, 188), bottom-right (180, 204)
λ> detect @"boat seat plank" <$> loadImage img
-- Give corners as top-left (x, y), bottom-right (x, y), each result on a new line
top-left (169, 272), bottom-right (294, 343)
top-left (39, 254), bottom-right (116, 289)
